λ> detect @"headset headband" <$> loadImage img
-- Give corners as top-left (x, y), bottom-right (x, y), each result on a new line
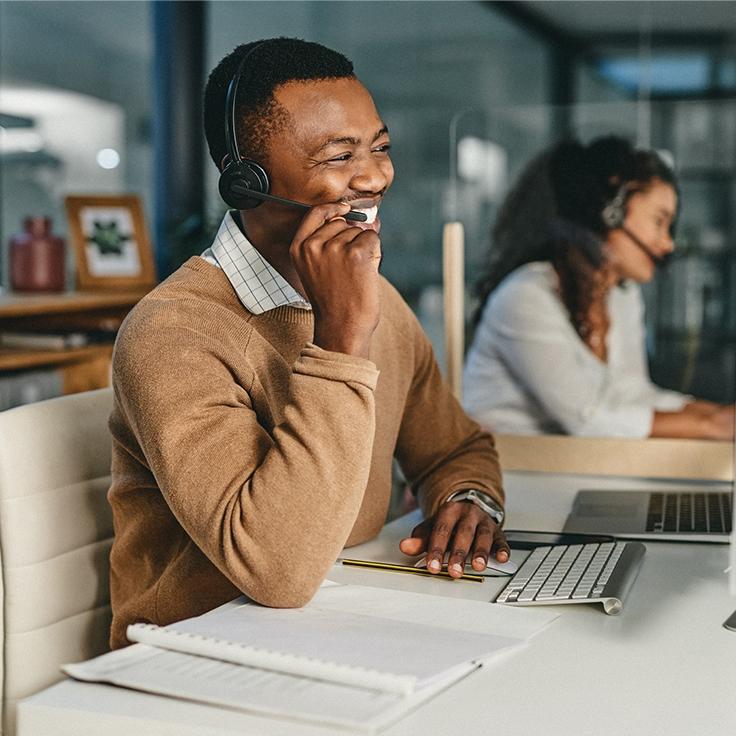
top-left (224, 41), bottom-right (268, 165)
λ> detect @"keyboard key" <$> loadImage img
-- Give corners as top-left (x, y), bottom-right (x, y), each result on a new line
top-left (706, 494), bottom-right (723, 533)
top-left (679, 494), bottom-right (693, 532)
top-left (572, 583), bottom-right (595, 599)
top-left (646, 493), bottom-right (664, 532)
top-left (648, 493), bottom-right (664, 515)
top-left (518, 589), bottom-right (540, 602)
top-left (694, 494), bottom-right (707, 532)
top-left (723, 494), bottom-right (732, 533)
top-left (664, 494), bottom-right (677, 532)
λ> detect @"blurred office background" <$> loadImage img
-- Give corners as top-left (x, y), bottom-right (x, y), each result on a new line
top-left (1, 0), bottom-right (735, 406)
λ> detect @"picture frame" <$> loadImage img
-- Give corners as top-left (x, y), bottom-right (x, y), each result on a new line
top-left (65, 194), bottom-right (156, 290)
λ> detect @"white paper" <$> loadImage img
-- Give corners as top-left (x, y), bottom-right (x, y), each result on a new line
top-left (309, 583), bottom-right (558, 641)
top-left (65, 644), bottom-right (476, 734)
top-left (133, 591), bottom-right (522, 694)
top-left (69, 582), bottom-right (557, 732)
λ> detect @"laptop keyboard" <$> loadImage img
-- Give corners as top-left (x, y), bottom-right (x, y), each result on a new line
top-left (496, 541), bottom-right (645, 615)
top-left (645, 492), bottom-right (732, 534)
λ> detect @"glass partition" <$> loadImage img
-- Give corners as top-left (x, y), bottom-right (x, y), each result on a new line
top-left (206, 2), bottom-right (735, 428)
top-left (458, 99), bottom-right (736, 408)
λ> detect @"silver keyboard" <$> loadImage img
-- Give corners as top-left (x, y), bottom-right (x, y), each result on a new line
top-left (496, 541), bottom-right (646, 615)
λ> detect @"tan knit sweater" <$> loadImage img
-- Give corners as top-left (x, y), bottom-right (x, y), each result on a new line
top-left (108, 257), bottom-right (503, 649)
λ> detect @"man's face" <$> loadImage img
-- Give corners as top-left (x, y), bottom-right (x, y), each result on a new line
top-left (260, 77), bottom-right (394, 237)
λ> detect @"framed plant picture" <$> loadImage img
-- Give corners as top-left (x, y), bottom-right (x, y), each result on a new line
top-left (65, 194), bottom-right (156, 290)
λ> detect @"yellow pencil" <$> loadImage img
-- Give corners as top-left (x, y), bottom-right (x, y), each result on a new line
top-left (340, 558), bottom-right (484, 583)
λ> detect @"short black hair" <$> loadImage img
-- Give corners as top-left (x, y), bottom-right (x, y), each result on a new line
top-left (203, 37), bottom-right (355, 169)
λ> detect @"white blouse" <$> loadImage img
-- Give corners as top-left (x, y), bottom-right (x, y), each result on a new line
top-left (463, 261), bottom-right (689, 438)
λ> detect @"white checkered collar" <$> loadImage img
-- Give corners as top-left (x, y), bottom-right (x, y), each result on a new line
top-left (205, 212), bottom-right (311, 315)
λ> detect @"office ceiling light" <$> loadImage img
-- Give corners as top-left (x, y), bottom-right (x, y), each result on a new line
top-left (96, 148), bottom-right (120, 169)
top-left (597, 55), bottom-right (710, 95)
top-left (458, 136), bottom-right (507, 200)
top-left (0, 126), bottom-right (44, 154)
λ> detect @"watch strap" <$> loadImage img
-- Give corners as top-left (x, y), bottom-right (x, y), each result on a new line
top-left (445, 489), bottom-right (504, 525)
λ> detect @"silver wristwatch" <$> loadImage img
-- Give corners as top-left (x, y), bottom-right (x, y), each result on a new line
top-left (446, 489), bottom-right (504, 525)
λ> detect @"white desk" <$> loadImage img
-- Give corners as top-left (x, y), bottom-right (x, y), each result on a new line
top-left (18, 471), bottom-right (736, 736)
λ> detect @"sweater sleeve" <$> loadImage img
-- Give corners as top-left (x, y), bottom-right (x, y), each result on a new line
top-left (392, 300), bottom-right (504, 518)
top-left (617, 285), bottom-right (691, 412)
top-left (113, 313), bottom-right (378, 609)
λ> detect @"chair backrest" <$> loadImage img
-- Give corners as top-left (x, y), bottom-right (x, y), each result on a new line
top-left (0, 388), bottom-right (114, 735)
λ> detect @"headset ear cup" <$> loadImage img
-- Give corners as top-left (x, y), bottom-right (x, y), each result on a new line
top-left (218, 160), bottom-right (270, 210)
top-left (601, 186), bottom-right (627, 229)
top-left (601, 202), bottom-right (624, 228)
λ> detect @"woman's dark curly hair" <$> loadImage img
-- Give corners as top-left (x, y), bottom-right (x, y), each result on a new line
top-left (473, 135), bottom-right (678, 349)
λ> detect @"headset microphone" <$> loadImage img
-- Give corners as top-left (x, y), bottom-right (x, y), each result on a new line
top-left (219, 43), bottom-right (367, 223)
top-left (620, 226), bottom-right (666, 265)
top-left (227, 182), bottom-right (367, 222)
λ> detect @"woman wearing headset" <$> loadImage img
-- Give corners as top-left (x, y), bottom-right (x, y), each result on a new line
top-left (463, 135), bottom-right (734, 439)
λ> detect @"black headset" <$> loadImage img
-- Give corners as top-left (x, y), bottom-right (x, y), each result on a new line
top-left (601, 184), bottom-right (628, 230)
top-left (601, 183), bottom-right (669, 264)
top-left (218, 42), bottom-right (272, 211)
top-left (217, 43), bottom-right (366, 221)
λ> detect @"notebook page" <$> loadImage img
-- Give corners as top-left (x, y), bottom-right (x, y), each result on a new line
top-left (129, 604), bottom-right (520, 694)
top-left (65, 644), bottom-right (478, 734)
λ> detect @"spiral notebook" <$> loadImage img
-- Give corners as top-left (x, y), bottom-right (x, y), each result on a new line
top-left (64, 583), bottom-right (555, 732)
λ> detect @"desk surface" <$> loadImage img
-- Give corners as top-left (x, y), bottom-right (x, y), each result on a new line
top-left (18, 471), bottom-right (736, 736)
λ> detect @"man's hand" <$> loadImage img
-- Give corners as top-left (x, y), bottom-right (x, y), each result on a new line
top-left (290, 202), bottom-right (381, 359)
top-left (399, 501), bottom-right (510, 578)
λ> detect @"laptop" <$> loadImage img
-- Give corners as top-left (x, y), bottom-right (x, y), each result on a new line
top-left (563, 486), bottom-right (732, 543)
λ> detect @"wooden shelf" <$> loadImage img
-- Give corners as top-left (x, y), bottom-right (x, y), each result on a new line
top-left (0, 289), bottom-right (149, 318)
top-left (0, 288), bottom-right (149, 399)
top-left (0, 344), bottom-right (113, 372)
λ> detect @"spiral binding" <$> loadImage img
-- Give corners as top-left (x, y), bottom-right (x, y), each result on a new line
top-left (127, 622), bottom-right (416, 696)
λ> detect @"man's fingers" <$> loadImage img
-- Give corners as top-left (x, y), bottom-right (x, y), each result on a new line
top-left (491, 527), bottom-right (511, 562)
top-left (400, 505), bottom-right (507, 577)
top-left (293, 218), bottom-right (361, 258)
top-left (344, 231), bottom-right (382, 273)
top-left (398, 537), bottom-right (424, 556)
top-left (290, 201), bottom-right (353, 247)
top-left (399, 518), bottom-right (433, 556)
top-left (446, 518), bottom-right (478, 578)
top-left (470, 521), bottom-right (494, 571)
top-left (424, 505), bottom-right (460, 573)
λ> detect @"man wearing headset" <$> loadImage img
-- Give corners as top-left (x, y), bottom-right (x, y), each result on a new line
top-left (107, 37), bottom-right (508, 649)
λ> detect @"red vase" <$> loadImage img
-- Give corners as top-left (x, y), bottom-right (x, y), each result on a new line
top-left (10, 216), bottom-right (66, 292)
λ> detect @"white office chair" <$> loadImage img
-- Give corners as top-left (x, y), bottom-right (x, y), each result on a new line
top-left (0, 388), bottom-right (114, 735)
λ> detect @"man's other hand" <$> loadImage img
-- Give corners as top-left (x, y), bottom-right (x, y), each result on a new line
top-left (398, 501), bottom-right (510, 578)
top-left (290, 202), bottom-right (381, 360)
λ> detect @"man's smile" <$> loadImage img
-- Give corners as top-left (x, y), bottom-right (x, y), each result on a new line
top-left (344, 199), bottom-right (382, 232)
